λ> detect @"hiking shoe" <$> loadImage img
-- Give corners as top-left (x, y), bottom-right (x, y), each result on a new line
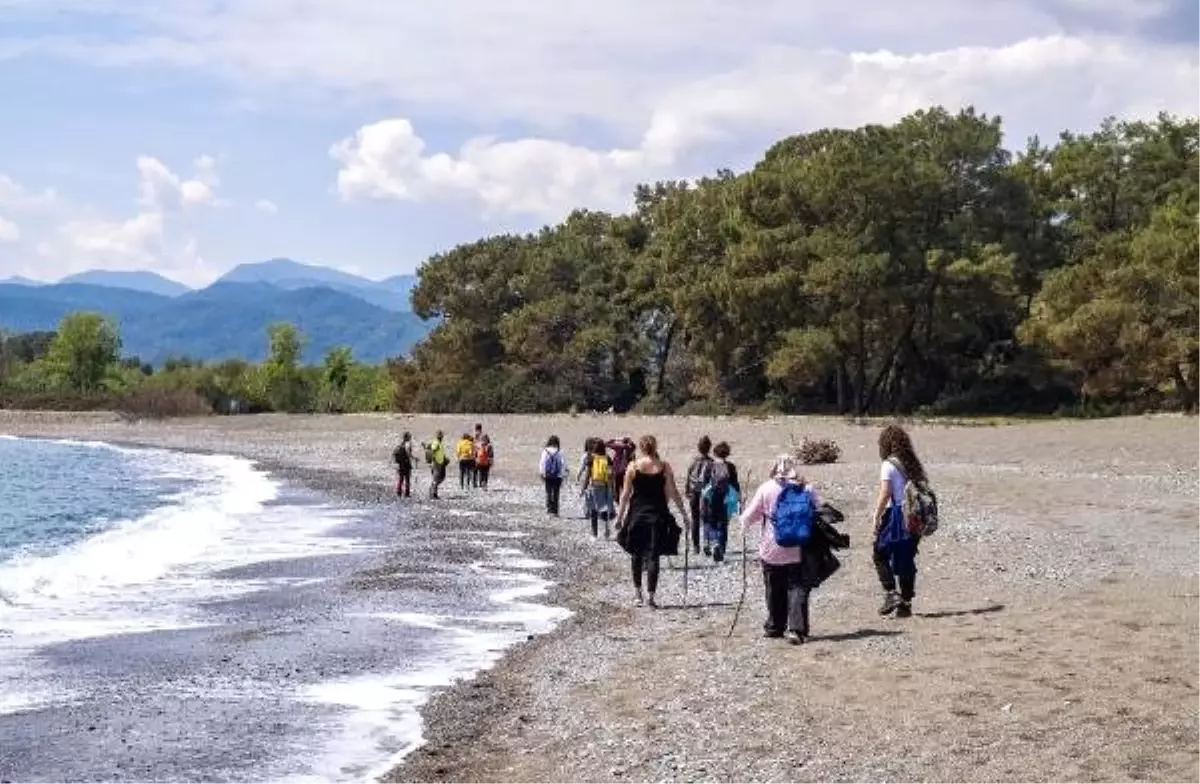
top-left (634, 591), bottom-right (644, 607)
top-left (763, 629), bottom-right (783, 639)
top-left (879, 591), bottom-right (902, 616)
top-left (896, 602), bottom-right (913, 618)
top-left (784, 630), bottom-right (805, 646)
top-left (702, 545), bottom-right (711, 557)
top-left (647, 594), bottom-right (658, 609)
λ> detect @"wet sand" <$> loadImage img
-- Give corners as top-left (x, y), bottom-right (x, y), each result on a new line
top-left (1, 411), bottom-right (1196, 782)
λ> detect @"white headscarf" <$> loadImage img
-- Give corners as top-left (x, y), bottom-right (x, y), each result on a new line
top-left (770, 454), bottom-right (799, 482)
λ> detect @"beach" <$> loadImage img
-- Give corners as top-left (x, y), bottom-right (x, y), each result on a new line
top-left (1, 411), bottom-right (1196, 783)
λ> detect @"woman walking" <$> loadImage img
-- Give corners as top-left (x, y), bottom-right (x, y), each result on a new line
top-left (700, 441), bottom-right (740, 563)
top-left (455, 433), bottom-right (476, 490)
top-left (872, 425), bottom-right (928, 618)
top-left (614, 435), bottom-right (690, 608)
top-left (475, 434), bottom-right (494, 489)
top-left (581, 439), bottom-right (615, 539)
top-left (538, 436), bottom-right (566, 516)
top-left (740, 455), bottom-right (821, 644)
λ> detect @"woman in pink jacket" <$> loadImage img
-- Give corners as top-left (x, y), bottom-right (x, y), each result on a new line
top-left (740, 455), bottom-right (820, 645)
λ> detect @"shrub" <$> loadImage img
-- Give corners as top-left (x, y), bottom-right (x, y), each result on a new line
top-left (115, 387), bottom-right (213, 420)
top-left (794, 436), bottom-right (841, 465)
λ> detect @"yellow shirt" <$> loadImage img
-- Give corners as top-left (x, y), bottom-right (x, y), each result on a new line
top-left (455, 438), bottom-right (475, 460)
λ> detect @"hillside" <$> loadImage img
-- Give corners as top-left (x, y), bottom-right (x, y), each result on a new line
top-left (59, 270), bottom-right (191, 297)
top-left (216, 258), bottom-right (416, 311)
top-left (0, 281), bottom-right (430, 364)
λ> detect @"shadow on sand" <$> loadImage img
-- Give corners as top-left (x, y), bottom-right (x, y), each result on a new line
top-left (809, 628), bottom-right (903, 643)
top-left (917, 603), bottom-right (1006, 619)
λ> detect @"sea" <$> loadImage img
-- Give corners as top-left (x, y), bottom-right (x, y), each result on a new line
top-left (0, 435), bottom-right (569, 783)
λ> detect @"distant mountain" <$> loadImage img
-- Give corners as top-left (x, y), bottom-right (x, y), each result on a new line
top-left (59, 270), bottom-right (191, 297)
top-left (215, 259), bottom-right (416, 312)
top-left (0, 276), bottom-right (44, 287)
top-left (0, 281), bottom-right (430, 364)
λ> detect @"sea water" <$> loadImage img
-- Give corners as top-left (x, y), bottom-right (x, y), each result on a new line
top-left (0, 436), bottom-right (568, 782)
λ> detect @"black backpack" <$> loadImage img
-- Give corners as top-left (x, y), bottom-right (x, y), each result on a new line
top-left (686, 456), bottom-right (713, 496)
top-left (702, 461), bottom-right (732, 523)
top-left (393, 444), bottom-right (412, 472)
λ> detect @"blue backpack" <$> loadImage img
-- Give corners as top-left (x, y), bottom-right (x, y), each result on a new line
top-left (772, 484), bottom-right (815, 547)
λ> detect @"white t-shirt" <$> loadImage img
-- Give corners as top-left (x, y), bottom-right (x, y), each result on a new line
top-left (880, 460), bottom-right (906, 506)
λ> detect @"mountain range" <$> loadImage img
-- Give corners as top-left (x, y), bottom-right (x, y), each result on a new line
top-left (0, 259), bottom-right (429, 364)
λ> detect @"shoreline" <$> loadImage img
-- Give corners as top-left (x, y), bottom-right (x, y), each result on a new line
top-left (1, 411), bottom-right (1196, 782)
top-left (0, 424), bottom-right (590, 781)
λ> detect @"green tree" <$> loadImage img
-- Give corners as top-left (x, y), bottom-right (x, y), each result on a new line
top-left (44, 312), bottom-right (121, 393)
top-left (262, 322), bottom-right (308, 412)
top-left (323, 346), bottom-right (353, 412)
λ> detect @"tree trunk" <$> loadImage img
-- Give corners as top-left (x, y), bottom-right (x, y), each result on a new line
top-left (655, 319), bottom-right (676, 396)
top-left (1173, 364), bottom-right (1196, 412)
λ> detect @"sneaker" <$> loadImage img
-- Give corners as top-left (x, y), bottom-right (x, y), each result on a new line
top-left (763, 629), bottom-right (783, 639)
top-left (784, 630), bottom-right (805, 646)
top-left (702, 545), bottom-right (712, 557)
top-left (634, 591), bottom-right (644, 607)
top-left (879, 591), bottom-right (902, 616)
top-left (647, 594), bottom-right (658, 609)
top-left (896, 602), bottom-right (913, 618)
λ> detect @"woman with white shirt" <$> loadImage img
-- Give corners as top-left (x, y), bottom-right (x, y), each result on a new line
top-left (871, 424), bottom-right (928, 618)
top-left (740, 455), bottom-right (819, 645)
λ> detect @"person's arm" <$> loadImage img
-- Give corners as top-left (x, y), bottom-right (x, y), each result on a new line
top-left (741, 485), bottom-right (767, 533)
top-left (538, 449), bottom-right (548, 478)
top-left (872, 463), bottom-right (892, 537)
top-left (663, 462), bottom-right (689, 523)
top-left (730, 463), bottom-right (741, 493)
top-left (614, 464), bottom-right (636, 528)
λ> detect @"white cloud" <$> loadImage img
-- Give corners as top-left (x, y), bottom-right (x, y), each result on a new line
top-left (332, 34), bottom-right (1199, 220)
top-left (136, 154), bottom-right (220, 211)
top-left (0, 217), bottom-right (20, 243)
top-left (17, 156), bottom-right (221, 285)
top-left (254, 198), bottom-right (279, 214)
top-left (0, 174), bottom-right (58, 211)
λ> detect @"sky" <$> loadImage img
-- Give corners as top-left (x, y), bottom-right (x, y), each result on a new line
top-left (0, 0), bottom-right (1196, 287)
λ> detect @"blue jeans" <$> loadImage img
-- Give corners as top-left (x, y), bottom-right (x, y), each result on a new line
top-left (704, 521), bottom-right (729, 560)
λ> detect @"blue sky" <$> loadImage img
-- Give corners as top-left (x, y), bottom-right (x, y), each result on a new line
top-left (0, 0), bottom-right (1195, 287)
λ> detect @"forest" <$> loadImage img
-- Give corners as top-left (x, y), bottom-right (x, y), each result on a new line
top-left (2, 106), bottom-right (1197, 417)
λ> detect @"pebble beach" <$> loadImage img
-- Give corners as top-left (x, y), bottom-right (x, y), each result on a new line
top-left (1, 411), bottom-right (1196, 783)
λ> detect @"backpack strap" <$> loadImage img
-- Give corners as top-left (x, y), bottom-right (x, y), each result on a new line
top-left (886, 457), bottom-right (908, 482)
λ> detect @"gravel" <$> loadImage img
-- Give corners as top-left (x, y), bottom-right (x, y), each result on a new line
top-left (1, 411), bottom-right (1196, 783)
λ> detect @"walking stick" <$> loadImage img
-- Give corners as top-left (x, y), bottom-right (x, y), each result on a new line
top-left (683, 520), bottom-right (690, 608)
top-left (727, 469), bottom-right (753, 638)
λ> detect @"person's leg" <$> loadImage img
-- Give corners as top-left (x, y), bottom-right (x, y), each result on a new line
top-left (590, 504), bottom-right (599, 537)
top-left (874, 542), bottom-right (902, 615)
top-left (688, 493), bottom-right (702, 554)
top-left (763, 564), bottom-right (788, 636)
top-left (550, 478), bottom-right (562, 515)
top-left (631, 556), bottom-right (645, 603)
top-left (785, 564), bottom-right (810, 641)
top-left (893, 539), bottom-right (918, 616)
top-left (646, 556), bottom-right (660, 606)
top-left (479, 466), bottom-right (490, 489)
top-left (713, 520), bottom-right (728, 563)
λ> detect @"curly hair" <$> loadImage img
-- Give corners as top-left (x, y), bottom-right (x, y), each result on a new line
top-left (878, 425), bottom-right (926, 484)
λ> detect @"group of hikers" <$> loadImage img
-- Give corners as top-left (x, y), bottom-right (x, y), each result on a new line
top-left (392, 422), bottom-right (494, 499)
top-left (395, 422), bottom-right (937, 645)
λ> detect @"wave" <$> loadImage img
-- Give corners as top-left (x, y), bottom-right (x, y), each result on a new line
top-left (0, 442), bottom-right (370, 647)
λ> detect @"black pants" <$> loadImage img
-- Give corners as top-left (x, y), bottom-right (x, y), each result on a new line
top-left (762, 562), bottom-right (810, 636)
top-left (476, 465), bottom-right (490, 488)
top-left (459, 459), bottom-right (475, 489)
top-left (544, 476), bottom-right (562, 515)
top-left (873, 537), bottom-right (918, 600)
top-left (688, 492), bottom-right (702, 553)
top-left (632, 555), bottom-right (660, 594)
top-left (396, 469), bottom-right (412, 498)
top-left (430, 463), bottom-right (446, 498)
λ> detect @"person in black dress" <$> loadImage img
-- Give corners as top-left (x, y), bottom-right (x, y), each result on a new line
top-left (613, 434), bottom-right (691, 608)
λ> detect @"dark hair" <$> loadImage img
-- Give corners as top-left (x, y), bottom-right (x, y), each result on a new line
top-left (402, 431), bottom-right (411, 441)
top-left (592, 439), bottom-right (606, 456)
top-left (697, 436), bottom-right (712, 455)
top-left (713, 441), bottom-right (731, 459)
top-left (475, 423), bottom-right (482, 431)
top-left (546, 435), bottom-right (560, 449)
top-left (638, 434), bottom-right (659, 459)
top-left (879, 425), bottom-right (926, 484)
top-left (583, 437), bottom-right (596, 452)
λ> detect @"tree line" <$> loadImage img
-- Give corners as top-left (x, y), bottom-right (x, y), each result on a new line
top-left (0, 315), bottom-right (396, 416)
top-left (392, 106), bottom-right (1198, 416)
top-left (2, 106), bottom-right (1196, 418)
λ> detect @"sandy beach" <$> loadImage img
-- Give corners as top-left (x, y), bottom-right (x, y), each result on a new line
top-left (1, 411), bottom-right (1196, 783)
